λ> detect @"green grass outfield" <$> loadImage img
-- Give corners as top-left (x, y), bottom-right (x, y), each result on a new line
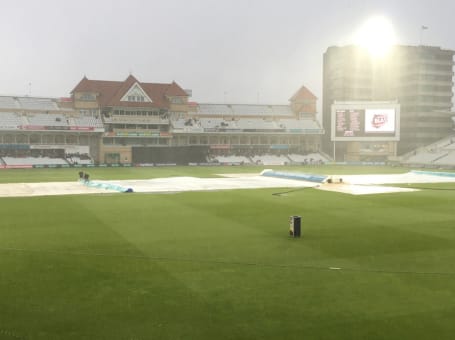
top-left (1, 166), bottom-right (455, 339)
top-left (0, 164), bottom-right (413, 183)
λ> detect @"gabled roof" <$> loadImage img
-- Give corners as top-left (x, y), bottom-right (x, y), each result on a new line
top-left (120, 82), bottom-right (153, 103)
top-left (165, 81), bottom-right (188, 96)
top-left (289, 85), bottom-right (318, 102)
top-left (71, 75), bottom-right (188, 108)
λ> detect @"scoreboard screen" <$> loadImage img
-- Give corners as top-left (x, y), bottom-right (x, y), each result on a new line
top-left (331, 103), bottom-right (399, 141)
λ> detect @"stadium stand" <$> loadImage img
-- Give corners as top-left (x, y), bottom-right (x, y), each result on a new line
top-left (303, 152), bottom-right (330, 163)
top-left (235, 119), bottom-right (281, 131)
top-left (198, 104), bottom-right (233, 116)
top-left (433, 153), bottom-right (455, 166)
top-left (0, 78), bottom-right (323, 166)
top-left (197, 104), bottom-right (295, 118)
top-left (72, 116), bottom-right (104, 128)
top-left (279, 118), bottom-right (323, 131)
top-left (212, 155), bottom-right (252, 165)
top-left (171, 118), bottom-right (204, 132)
top-left (16, 97), bottom-right (59, 111)
top-left (231, 104), bottom-right (274, 116)
top-left (26, 113), bottom-right (69, 127)
top-left (66, 154), bottom-right (93, 165)
top-left (404, 151), bottom-right (448, 164)
top-left (0, 111), bottom-right (103, 130)
top-left (2, 156), bottom-right (68, 166)
top-left (270, 105), bottom-right (294, 116)
top-left (0, 94), bottom-right (104, 166)
top-left (171, 118), bottom-right (187, 129)
top-left (287, 154), bottom-right (310, 163)
top-left (0, 112), bottom-right (22, 130)
top-left (251, 154), bottom-right (290, 165)
top-left (0, 96), bottom-right (61, 111)
top-left (199, 118), bottom-right (238, 130)
top-left (400, 135), bottom-right (455, 168)
top-left (0, 97), bottom-right (19, 109)
top-left (199, 117), bottom-right (225, 129)
top-left (288, 153), bottom-right (329, 164)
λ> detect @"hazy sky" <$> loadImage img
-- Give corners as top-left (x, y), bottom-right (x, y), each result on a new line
top-left (1, 0), bottom-right (454, 107)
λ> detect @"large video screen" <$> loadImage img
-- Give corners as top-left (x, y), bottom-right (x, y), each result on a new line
top-left (332, 103), bottom-right (399, 141)
top-left (364, 108), bottom-right (395, 133)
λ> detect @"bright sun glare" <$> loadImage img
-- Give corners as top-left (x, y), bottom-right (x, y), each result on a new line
top-left (354, 16), bottom-right (397, 58)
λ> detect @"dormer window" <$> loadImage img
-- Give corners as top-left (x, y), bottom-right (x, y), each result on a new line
top-left (127, 95), bottom-right (145, 102)
top-left (80, 93), bottom-right (96, 101)
top-left (121, 83), bottom-right (152, 103)
top-left (170, 97), bottom-right (184, 104)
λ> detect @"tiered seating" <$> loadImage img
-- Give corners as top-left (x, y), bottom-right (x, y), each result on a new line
top-left (173, 116), bottom-right (321, 133)
top-left (433, 152), bottom-right (455, 165)
top-left (213, 155), bottom-right (252, 164)
top-left (400, 136), bottom-right (455, 167)
top-left (251, 154), bottom-right (289, 165)
top-left (73, 116), bottom-right (104, 128)
top-left (67, 155), bottom-right (93, 165)
top-left (236, 119), bottom-right (279, 130)
top-left (174, 117), bottom-right (240, 131)
top-left (0, 112), bottom-right (22, 130)
top-left (288, 154), bottom-right (309, 162)
top-left (0, 97), bottom-right (19, 109)
top-left (271, 106), bottom-right (294, 116)
top-left (171, 118), bottom-right (187, 129)
top-left (171, 118), bottom-right (204, 132)
top-left (287, 153), bottom-right (329, 164)
top-left (17, 97), bottom-right (59, 111)
top-left (442, 143), bottom-right (455, 150)
top-left (2, 157), bottom-right (68, 166)
top-left (279, 119), bottom-right (323, 131)
top-left (404, 150), bottom-right (448, 164)
top-left (431, 139), bottom-right (454, 150)
top-left (304, 153), bottom-right (330, 163)
top-left (27, 113), bottom-right (69, 127)
top-left (197, 104), bottom-right (295, 117)
top-left (199, 118), bottom-right (225, 129)
top-left (231, 105), bottom-right (274, 116)
top-left (198, 104), bottom-right (233, 116)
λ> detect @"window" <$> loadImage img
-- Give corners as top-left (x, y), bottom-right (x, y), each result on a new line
top-left (30, 134), bottom-right (41, 144)
top-left (122, 84), bottom-right (151, 103)
top-left (79, 93), bottom-right (96, 101)
top-left (126, 95), bottom-right (145, 102)
top-left (17, 134), bottom-right (28, 144)
top-left (170, 97), bottom-right (184, 104)
top-left (3, 134), bottom-right (14, 143)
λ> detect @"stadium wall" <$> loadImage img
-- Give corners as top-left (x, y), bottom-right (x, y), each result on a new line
top-left (132, 146), bottom-right (209, 165)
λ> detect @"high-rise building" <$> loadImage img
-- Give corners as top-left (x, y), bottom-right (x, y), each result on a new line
top-left (322, 45), bottom-right (454, 158)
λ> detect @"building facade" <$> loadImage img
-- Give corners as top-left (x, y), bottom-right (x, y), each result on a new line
top-left (71, 75), bottom-right (191, 164)
top-left (0, 76), bottom-right (324, 167)
top-left (322, 45), bottom-right (454, 159)
top-left (0, 96), bottom-right (103, 165)
top-left (72, 76), bottom-right (324, 164)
